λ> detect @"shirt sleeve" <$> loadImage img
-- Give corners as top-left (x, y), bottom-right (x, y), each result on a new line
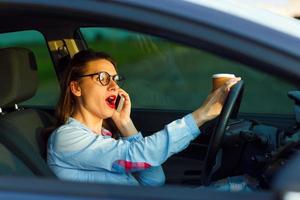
top-left (123, 132), bottom-right (166, 186)
top-left (49, 114), bottom-right (200, 175)
top-left (132, 166), bottom-right (165, 186)
top-left (122, 132), bottom-right (143, 142)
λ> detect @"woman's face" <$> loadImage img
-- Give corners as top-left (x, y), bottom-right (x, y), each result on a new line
top-left (72, 58), bottom-right (120, 119)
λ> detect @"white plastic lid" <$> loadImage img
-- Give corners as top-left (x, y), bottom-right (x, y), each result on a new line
top-left (212, 73), bottom-right (235, 78)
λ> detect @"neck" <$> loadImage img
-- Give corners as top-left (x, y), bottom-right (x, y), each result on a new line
top-left (72, 109), bottom-right (103, 134)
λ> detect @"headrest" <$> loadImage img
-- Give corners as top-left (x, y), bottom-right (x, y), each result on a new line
top-left (0, 47), bottom-right (38, 107)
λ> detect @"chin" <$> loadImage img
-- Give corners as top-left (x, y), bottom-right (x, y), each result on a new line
top-left (100, 110), bottom-right (115, 119)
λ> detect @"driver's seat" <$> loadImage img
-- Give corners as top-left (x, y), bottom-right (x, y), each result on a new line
top-left (0, 47), bottom-right (55, 177)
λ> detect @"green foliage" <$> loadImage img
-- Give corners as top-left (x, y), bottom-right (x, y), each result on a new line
top-left (6, 32), bottom-right (296, 113)
top-left (85, 36), bottom-right (296, 114)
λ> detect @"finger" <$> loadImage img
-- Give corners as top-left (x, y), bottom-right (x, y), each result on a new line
top-left (224, 77), bottom-right (241, 91)
top-left (118, 88), bottom-right (127, 95)
top-left (213, 79), bottom-right (239, 102)
top-left (118, 89), bottom-right (129, 99)
top-left (117, 89), bottom-right (131, 105)
top-left (225, 77), bottom-right (241, 86)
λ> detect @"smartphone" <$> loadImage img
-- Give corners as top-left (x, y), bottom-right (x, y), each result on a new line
top-left (115, 95), bottom-right (125, 112)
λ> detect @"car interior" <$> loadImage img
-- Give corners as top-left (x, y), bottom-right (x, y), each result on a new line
top-left (0, 47), bottom-right (55, 177)
top-left (0, 2), bottom-right (300, 196)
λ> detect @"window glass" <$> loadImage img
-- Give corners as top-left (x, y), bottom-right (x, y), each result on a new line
top-left (81, 27), bottom-right (296, 114)
top-left (0, 30), bottom-right (60, 106)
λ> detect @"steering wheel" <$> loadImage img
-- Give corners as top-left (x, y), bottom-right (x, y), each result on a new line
top-left (202, 81), bottom-right (244, 186)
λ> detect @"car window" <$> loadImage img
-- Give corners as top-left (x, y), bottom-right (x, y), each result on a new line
top-left (0, 30), bottom-right (60, 106)
top-left (80, 27), bottom-right (297, 114)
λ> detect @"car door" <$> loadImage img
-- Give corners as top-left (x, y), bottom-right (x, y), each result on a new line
top-left (77, 27), bottom-right (297, 186)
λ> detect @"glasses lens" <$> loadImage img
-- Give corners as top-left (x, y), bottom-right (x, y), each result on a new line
top-left (113, 75), bottom-right (125, 85)
top-left (98, 72), bottom-right (110, 85)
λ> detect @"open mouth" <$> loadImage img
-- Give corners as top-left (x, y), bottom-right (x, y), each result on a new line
top-left (105, 95), bottom-right (116, 109)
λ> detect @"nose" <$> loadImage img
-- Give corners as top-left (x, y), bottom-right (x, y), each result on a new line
top-left (107, 78), bottom-right (119, 91)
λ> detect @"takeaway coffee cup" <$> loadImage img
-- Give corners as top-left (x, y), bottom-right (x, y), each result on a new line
top-left (212, 73), bottom-right (236, 90)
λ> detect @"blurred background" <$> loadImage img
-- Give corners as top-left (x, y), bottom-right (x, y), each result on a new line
top-left (1, 0), bottom-right (299, 114)
top-left (236, 0), bottom-right (300, 18)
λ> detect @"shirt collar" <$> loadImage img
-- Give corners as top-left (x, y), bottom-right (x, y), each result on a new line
top-left (67, 117), bottom-right (112, 137)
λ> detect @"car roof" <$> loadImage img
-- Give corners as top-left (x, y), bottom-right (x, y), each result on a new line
top-left (2, 0), bottom-right (300, 49)
top-left (122, 0), bottom-right (300, 55)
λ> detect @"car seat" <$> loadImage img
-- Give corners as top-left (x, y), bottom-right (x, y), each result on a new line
top-left (0, 47), bottom-right (55, 177)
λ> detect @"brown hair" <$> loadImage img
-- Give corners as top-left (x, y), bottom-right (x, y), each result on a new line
top-left (55, 49), bottom-right (119, 136)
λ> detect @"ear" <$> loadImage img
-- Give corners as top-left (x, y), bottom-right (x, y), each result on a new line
top-left (70, 81), bottom-right (81, 97)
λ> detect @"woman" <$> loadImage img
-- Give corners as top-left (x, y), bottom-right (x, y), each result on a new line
top-left (47, 49), bottom-right (240, 186)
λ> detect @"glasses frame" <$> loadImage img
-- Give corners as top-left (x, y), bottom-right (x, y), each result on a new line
top-left (77, 71), bottom-right (125, 86)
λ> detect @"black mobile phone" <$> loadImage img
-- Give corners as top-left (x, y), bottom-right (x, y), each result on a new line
top-left (115, 95), bottom-right (125, 112)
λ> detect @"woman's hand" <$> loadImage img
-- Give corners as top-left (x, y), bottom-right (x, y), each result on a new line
top-left (192, 77), bottom-right (241, 127)
top-left (111, 89), bottom-right (138, 137)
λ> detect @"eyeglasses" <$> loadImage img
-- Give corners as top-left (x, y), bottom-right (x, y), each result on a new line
top-left (77, 71), bottom-right (125, 86)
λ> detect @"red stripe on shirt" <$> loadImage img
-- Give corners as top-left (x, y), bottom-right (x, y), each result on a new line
top-left (101, 128), bottom-right (112, 136)
top-left (114, 160), bottom-right (151, 172)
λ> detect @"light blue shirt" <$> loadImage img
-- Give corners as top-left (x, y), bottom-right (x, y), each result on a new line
top-left (47, 114), bottom-right (200, 186)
